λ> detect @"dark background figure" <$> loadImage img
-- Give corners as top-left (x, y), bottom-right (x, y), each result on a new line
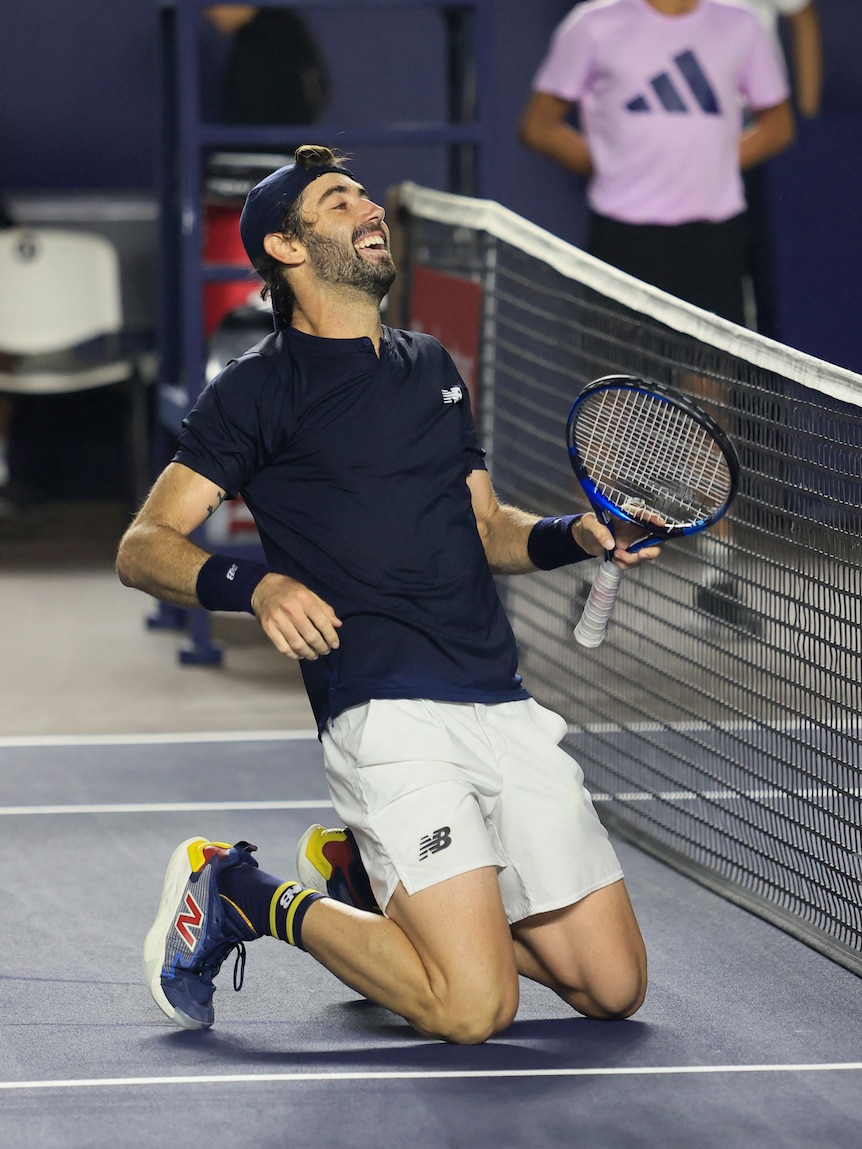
top-left (201, 7), bottom-right (332, 340)
top-left (742, 0), bottom-right (823, 339)
top-left (204, 5), bottom-right (330, 126)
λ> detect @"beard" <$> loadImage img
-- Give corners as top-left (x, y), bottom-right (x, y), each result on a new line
top-left (303, 228), bottom-right (397, 302)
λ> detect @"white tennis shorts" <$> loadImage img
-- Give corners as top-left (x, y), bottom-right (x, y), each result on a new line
top-left (320, 697), bottom-right (623, 923)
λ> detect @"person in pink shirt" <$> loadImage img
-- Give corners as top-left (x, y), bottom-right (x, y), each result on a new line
top-left (519, 0), bottom-right (795, 325)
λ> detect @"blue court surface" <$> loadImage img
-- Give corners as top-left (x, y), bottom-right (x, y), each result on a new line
top-left (1, 734), bottom-right (860, 1148)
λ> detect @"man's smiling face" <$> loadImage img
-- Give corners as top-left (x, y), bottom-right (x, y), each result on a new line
top-left (298, 173), bottom-right (397, 300)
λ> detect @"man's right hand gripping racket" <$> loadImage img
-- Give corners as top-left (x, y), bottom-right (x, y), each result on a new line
top-left (567, 375), bottom-right (740, 648)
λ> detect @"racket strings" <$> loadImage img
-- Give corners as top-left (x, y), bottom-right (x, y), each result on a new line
top-left (574, 389), bottom-right (732, 526)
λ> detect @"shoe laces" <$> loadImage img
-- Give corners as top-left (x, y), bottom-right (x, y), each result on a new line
top-left (196, 934), bottom-right (247, 993)
top-left (187, 840), bottom-right (258, 996)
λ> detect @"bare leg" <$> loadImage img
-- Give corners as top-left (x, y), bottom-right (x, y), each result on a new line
top-left (511, 879), bottom-right (647, 1019)
top-left (299, 864), bottom-right (521, 1044)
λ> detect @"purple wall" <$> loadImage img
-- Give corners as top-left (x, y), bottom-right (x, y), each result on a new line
top-left (0, 0), bottom-right (859, 371)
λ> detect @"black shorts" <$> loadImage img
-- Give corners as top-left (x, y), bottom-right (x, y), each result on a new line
top-left (586, 211), bottom-right (748, 327)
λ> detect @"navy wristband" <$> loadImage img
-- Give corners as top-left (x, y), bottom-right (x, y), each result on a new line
top-left (527, 515), bottom-right (592, 570)
top-left (196, 554), bottom-right (272, 614)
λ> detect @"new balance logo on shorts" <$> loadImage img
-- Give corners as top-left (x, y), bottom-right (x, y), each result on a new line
top-left (419, 826), bottom-right (452, 860)
top-left (441, 386), bottom-right (463, 404)
top-left (626, 50), bottom-right (721, 115)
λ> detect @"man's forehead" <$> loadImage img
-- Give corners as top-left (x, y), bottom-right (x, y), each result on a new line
top-left (303, 172), bottom-right (368, 208)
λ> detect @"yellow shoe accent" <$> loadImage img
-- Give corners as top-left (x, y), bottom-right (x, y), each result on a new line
top-left (305, 825), bottom-right (347, 881)
top-left (186, 838), bottom-right (232, 873)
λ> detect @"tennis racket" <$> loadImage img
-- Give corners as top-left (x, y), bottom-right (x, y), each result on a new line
top-left (567, 374), bottom-right (740, 648)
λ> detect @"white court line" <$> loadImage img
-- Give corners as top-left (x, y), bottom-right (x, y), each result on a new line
top-left (0, 730), bottom-right (319, 749)
top-left (0, 800), bottom-right (333, 817)
top-left (2, 718), bottom-right (857, 750)
top-left (2, 720), bottom-right (857, 749)
top-left (4, 788), bottom-right (860, 817)
top-left (1, 1062), bottom-right (860, 1091)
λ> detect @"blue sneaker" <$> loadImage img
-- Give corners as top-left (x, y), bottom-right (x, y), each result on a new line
top-left (295, 825), bottom-right (381, 914)
top-left (143, 837), bottom-right (260, 1030)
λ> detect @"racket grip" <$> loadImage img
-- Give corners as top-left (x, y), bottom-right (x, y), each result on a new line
top-left (573, 560), bottom-right (623, 648)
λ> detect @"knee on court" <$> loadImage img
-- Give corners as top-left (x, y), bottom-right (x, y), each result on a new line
top-left (541, 939), bottom-right (647, 1020)
top-left (576, 961), bottom-right (648, 1020)
top-left (594, 974), bottom-right (647, 1020)
top-left (423, 980), bottom-right (520, 1045)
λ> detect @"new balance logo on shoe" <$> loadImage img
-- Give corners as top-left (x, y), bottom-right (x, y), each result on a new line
top-left (441, 386), bottom-right (463, 404)
top-left (626, 50), bottom-right (721, 115)
top-left (419, 826), bottom-right (452, 860)
top-left (175, 892), bottom-right (203, 949)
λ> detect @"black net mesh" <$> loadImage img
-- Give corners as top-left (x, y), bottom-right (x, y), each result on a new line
top-left (398, 194), bottom-right (862, 974)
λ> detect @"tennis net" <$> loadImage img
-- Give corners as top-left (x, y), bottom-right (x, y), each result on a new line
top-left (392, 182), bottom-right (862, 976)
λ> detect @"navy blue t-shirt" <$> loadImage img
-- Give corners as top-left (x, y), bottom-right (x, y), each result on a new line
top-left (175, 324), bottom-right (529, 731)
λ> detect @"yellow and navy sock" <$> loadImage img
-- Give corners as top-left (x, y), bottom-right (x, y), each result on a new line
top-left (268, 882), bottom-right (325, 950)
top-left (218, 865), bottom-right (324, 950)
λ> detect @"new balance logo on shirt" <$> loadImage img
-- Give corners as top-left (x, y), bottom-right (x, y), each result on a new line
top-left (626, 49), bottom-right (721, 115)
top-left (419, 826), bottom-right (452, 860)
top-left (441, 386), bottom-right (463, 404)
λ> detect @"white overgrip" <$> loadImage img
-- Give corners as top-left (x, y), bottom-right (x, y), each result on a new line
top-left (573, 560), bottom-right (623, 648)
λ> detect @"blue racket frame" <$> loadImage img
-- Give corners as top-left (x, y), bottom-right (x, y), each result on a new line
top-left (565, 374), bottom-right (740, 552)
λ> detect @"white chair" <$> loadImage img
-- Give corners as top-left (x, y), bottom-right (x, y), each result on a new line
top-left (0, 227), bottom-right (148, 504)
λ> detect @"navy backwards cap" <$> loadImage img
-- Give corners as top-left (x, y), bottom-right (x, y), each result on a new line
top-left (239, 160), bottom-right (355, 264)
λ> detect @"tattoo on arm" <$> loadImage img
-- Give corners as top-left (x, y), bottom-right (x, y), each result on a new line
top-left (205, 490), bottom-right (227, 520)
